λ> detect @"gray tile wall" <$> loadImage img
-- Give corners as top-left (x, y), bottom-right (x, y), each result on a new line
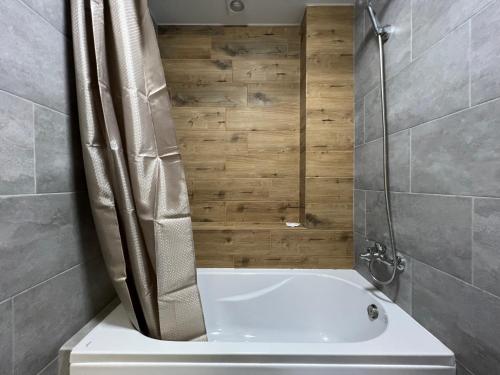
top-left (0, 1), bottom-right (115, 374)
top-left (354, 1), bottom-right (500, 374)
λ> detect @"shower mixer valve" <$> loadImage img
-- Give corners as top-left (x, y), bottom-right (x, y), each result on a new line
top-left (360, 241), bottom-right (406, 273)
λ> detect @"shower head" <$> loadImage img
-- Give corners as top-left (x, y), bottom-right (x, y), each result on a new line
top-left (366, 2), bottom-right (390, 42)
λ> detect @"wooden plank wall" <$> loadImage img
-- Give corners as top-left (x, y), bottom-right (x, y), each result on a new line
top-left (158, 10), bottom-right (353, 268)
top-left (302, 7), bottom-right (354, 239)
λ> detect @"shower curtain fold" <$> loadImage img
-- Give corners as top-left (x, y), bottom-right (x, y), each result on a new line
top-left (70, 0), bottom-right (206, 341)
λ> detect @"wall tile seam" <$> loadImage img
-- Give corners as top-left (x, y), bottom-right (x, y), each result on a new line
top-left (0, 88), bottom-right (73, 119)
top-left (356, 185), bottom-right (412, 195)
top-left (411, 257), bottom-right (500, 304)
top-left (10, 255), bottom-right (102, 304)
top-left (471, 197), bottom-right (476, 289)
top-left (35, 187), bottom-right (88, 196)
top-left (357, 55), bottom-right (412, 100)
top-left (0, 87), bottom-right (73, 118)
top-left (32, 104), bottom-right (37, 194)
top-left (410, 0), bottom-right (413, 62)
top-left (0, 191), bottom-right (82, 199)
top-left (362, 94), bottom-right (500, 146)
top-left (356, 0), bottom-right (496, 109)
top-left (35, 355), bottom-right (58, 375)
top-left (16, 0), bottom-right (69, 40)
top-left (375, 20), bottom-right (470, 94)
top-left (456, 360), bottom-right (475, 375)
top-left (358, 126), bottom-right (410, 147)
top-left (408, 128), bottom-right (412, 193)
top-left (363, 189), bottom-right (367, 237)
top-left (410, 0), bottom-right (495, 61)
top-left (361, 189), bottom-right (500, 201)
top-left (468, 20), bottom-right (472, 108)
top-left (11, 298), bottom-right (15, 375)
top-left (362, 93), bottom-right (366, 146)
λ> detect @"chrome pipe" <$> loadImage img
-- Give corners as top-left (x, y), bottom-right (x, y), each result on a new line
top-left (361, 5), bottom-right (405, 286)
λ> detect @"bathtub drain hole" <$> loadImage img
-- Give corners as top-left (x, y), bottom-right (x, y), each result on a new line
top-left (367, 304), bottom-right (379, 321)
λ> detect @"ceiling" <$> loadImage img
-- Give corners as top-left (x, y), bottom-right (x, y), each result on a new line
top-left (149, 0), bottom-right (354, 26)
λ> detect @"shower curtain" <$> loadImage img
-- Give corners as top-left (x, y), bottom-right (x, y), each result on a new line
top-left (70, 0), bottom-right (206, 341)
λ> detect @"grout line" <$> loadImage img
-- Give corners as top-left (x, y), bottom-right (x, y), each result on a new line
top-left (363, 189), bottom-right (367, 237)
top-left (10, 263), bottom-right (83, 302)
top-left (410, 1), bottom-right (493, 61)
top-left (468, 20), bottom-right (472, 108)
top-left (410, 0), bottom-right (413, 62)
top-left (365, 1), bottom-right (491, 98)
top-left (355, 125), bottom-right (408, 148)
top-left (362, 188), bottom-right (500, 201)
top-left (471, 197), bottom-right (475, 287)
top-left (456, 360), bottom-right (475, 375)
top-left (0, 191), bottom-right (79, 199)
top-left (412, 256), bottom-right (500, 303)
top-left (408, 128), bottom-right (412, 193)
top-left (355, 94), bottom-right (500, 148)
top-left (362, 93), bottom-right (366, 145)
top-left (36, 355), bottom-right (58, 375)
top-left (16, 0), bottom-right (68, 39)
top-left (32, 103), bottom-right (37, 194)
top-left (0, 88), bottom-right (71, 118)
top-left (11, 298), bottom-right (15, 375)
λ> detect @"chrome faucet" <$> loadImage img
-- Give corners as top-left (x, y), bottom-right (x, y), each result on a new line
top-left (360, 241), bottom-right (406, 272)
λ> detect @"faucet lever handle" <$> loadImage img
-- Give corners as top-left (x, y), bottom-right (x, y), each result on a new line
top-left (359, 251), bottom-right (373, 263)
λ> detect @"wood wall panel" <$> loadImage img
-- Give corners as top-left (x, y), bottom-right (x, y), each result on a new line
top-left (163, 59), bottom-right (233, 84)
top-left (300, 6), bottom-right (354, 265)
top-left (158, 15), bottom-right (353, 269)
top-left (301, 4), bottom-right (354, 197)
top-left (248, 83), bottom-right (300, 108)
top-left (158, 34), bottom-right (211, 59)
top-left (171, 107), bottom-right (226, 131)
top-left (226, 108), bottom-right (297, 131)
top-left (169, 83), bottom-right (247, 107)
top-left (233, 60), bottom-right (300, 83)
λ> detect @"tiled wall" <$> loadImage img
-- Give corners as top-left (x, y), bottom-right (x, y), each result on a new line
top-left (353, 1), bottom-right (500, 374)
top-left (159, 25), bottom-right (301, 226)
top-left (301, 6), bottom-right (354, 233)
top-left (0, 1), bottom-right (115, 374)
top-left (158, 23), bottom-right (353, 269)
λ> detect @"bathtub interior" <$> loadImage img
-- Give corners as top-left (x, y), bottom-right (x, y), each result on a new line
top-left (198, 270), bottom-right (388, 343)
top-left (69, 269), bottom-right (454, 374)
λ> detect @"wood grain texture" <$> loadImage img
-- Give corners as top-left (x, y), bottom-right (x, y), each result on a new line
top-left (302, 6), bottom-right (354, 238)
top-left (163, 59), bottom-right (233, 84)
top-left (233, 60), bottom-right (300, 83)
top-left (306, 151), bottom-right (353, 178)
top-left (169, 83), bottom-right (247, 107)
top-left (191, 224), bottom-right (353, 268)
top-left (171, 107), bottom-right (226, 131)
top-left (160, 18), bottom-right (353, 269)
top-left (305, 177), bottom-right (353, 203)
top-left (226, 201), bottom-right (300, 223)
top-left (226, 107), bottom-right (298, 131)
top-left (248, 83), bottom-right (300, 108)
top-left (158, 34), bottom-right (211, 59)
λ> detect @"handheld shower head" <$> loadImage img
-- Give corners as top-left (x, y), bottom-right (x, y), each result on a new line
top-left (366, 3), bottom-right (390, 42)
top-left (367, 4), bottom-right (380, 34)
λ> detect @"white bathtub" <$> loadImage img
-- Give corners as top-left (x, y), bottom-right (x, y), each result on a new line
top-left (70, 269), bottom-right (455, 374)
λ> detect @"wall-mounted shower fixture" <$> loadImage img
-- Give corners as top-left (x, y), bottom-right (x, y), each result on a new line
top-left (360, 2), bottom-right (405, 285)
top-left (366, 1), bottom-right (390, 42)
top-left (227, 0), bottom-right (245, 13)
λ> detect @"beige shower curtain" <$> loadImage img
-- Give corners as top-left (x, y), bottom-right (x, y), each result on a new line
top-left (70, 0), bottom-right (206, 341)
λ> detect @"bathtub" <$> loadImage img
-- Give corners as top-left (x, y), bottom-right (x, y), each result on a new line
top-left (69, 269), bottom-right (455, 374)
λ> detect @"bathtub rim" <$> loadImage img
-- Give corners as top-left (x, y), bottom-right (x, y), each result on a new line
top-left (70, 268), bottom-right (455, 368)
